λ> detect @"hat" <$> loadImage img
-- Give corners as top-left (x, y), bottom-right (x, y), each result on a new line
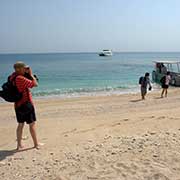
top-left (14, 61), bottom-right (27, 69)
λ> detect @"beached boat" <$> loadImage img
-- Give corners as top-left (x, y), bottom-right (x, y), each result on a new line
top-left (152, 61), bottom-right (180, 86)
top-left (99, 50), bottom-right (113, 56)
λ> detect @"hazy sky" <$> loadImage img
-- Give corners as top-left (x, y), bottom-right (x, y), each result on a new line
top-left (0, 0), bottom-right (180, 53)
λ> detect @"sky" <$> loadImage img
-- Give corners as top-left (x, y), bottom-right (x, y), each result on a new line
top-left (0, 0), bottom-right (180, 53)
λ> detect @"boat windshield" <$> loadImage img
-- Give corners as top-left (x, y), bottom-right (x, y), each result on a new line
top-left (168, 64), bottom-right (180, 73)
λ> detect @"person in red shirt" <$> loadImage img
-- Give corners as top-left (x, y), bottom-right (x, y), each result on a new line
top-left (11, 61), bottom-right (39, 150)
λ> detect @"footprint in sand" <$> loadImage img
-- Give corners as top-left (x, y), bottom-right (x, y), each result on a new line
top-left (41, 176), bottom-right (67, 180)
top-left (78, 128), bottom-right (95, 133)
top-left (112, 162), bottom-right (129, 171)
top-left (111, 122), bottom-right (121, 127)
top-left (62, 128), bottom-right (77, 135)
top-left (112, 162), bottom-right (138, 177)
top-left (147, 173), bottom-right (169, 180)
top-left (157, 116), bottom-right (166, 120)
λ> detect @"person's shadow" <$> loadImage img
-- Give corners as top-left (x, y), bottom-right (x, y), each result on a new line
top-left (0, 147), bottom-right (34, 161)
top-left (130, 99), bottom-right (143, 102)
top-left (0, 149), bottom-right (16, 161)
top-left (154, 97), bottom-right (163, 99)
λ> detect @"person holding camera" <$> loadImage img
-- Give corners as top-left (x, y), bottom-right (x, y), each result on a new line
top-left (139, 72), bottom-right (152, 100)
top-left (10, 61), bottom-right (39, 150)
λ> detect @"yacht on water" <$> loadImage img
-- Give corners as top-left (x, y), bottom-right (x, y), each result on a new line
top-left (152, 61), bottom-right (180, 86)
top-left (99, 50), bottom-right (113, 56)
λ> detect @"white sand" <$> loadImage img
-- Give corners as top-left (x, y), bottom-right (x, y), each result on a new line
top-left (1, 90), bottom-right (180, 180)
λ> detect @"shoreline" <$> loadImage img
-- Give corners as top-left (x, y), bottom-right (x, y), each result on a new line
top-left (0, 84), bottom-right (162, 104)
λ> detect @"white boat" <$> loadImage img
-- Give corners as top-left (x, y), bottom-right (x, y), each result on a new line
top-left (99, 50), bottom-right (113, 56)
top-left (152, 61), bottom-right (180, 86)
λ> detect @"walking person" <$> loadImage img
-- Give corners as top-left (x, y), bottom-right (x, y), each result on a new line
top-left (10, 61), bottom-right (39, 150)
top-left (139, 72), bottom-right (152, 100)
top-left (161, 71), bottom-right (171, 98)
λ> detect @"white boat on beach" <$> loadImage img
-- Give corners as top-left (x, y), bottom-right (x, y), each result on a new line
top-left (152, 60), bottom-right (180, 86)
top-left (99, 50), bottom-right (113, 56)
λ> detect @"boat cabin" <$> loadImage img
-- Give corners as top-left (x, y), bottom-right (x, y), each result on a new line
top-left (99, 50), bottom-right (113, 56)
top-left (152, 61), bottom-right (180, 86)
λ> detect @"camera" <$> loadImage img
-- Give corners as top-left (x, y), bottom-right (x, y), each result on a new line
top-left (24, 73), bottom-right (39, 82)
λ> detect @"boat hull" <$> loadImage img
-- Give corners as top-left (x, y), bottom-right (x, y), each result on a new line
top-left (99, 53), bottom-right (112, 56)
top-left (152, 70), bottom-right (180, 87)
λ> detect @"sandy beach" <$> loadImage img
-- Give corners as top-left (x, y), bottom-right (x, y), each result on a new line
top-left (1, 90), bottom-right (180, 180)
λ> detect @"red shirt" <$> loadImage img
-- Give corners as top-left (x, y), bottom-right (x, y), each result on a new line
top-left (10, 73), bottom-right (36, 108)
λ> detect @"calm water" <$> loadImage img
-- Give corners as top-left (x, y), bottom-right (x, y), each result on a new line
top-left (0, 52), bottom-right (180, 98)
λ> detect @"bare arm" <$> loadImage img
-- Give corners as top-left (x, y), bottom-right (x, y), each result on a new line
top-left (147, 77), bottom-right (152, 88)
top-left (28, 68), bottom-right (38, 87)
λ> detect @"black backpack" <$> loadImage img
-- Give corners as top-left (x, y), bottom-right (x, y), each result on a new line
top-left (0, 75), bottom-right (22, 102)
top-left (139, 76), bottom-right (144, 85)
top-left (160, 76), bottom-right (166, 85)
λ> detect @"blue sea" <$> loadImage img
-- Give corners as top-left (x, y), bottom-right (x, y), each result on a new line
top-left (0, 52), bottom-right (180, 99)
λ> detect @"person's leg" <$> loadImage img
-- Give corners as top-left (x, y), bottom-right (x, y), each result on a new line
top-left (161, 89), bottom-right (165, 98)
top-left (29, 122), bottom-right (39, 149)
top-left (143, 88), bottom-right (147, 100)
top-left (142, 92), bottom-right (146, 100)
top-left (16, 123), bottom-right (25, 150)
top-left (165, 89), bottom-right (168, 97)
top-left (141, 88), bottom-right (145, 100)
top-left (144, 93), bottom-right (147, 100)
top-left (141, 92), bottom-right (145, 100)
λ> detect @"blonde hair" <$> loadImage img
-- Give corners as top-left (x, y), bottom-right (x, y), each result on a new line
top-left (14, 61), bottom-right (26, 69)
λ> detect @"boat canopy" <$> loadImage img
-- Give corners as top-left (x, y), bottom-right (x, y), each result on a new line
top-left (154, 61), bottom-right (180, 73)
top-left (153, 61), bottom-right (180, 64)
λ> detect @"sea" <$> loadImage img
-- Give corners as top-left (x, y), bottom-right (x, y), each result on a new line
top-left (0, 52), bottom-right (180, 99)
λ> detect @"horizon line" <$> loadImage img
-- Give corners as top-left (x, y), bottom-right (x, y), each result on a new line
top-left (1, 51), bottom-right (180, 55)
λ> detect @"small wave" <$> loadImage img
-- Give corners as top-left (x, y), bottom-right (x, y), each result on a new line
top-left (32, 85), bottom-right (141, 99)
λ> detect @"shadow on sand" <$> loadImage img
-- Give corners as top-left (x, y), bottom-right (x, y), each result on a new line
top-left (0, 147), bottom-right (34, 161)
top-left (0, 149), bottom-right (16, 161)
top-left (154, 97), bottom-right (163, 99)
top-left (130, 99), bottom-right (143, 102)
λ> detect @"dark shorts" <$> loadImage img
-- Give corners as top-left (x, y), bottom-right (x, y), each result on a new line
top-left (162, 84), bottom-right (169, 89)
top-left (15, 102), bottom-right (36, 124)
